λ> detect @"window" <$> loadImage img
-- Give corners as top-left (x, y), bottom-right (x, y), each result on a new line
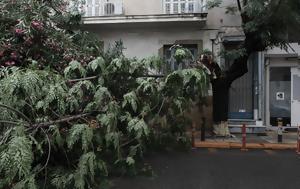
top-left (85, 0), bottom-right (122, 16)
top-left (188, 1), bottom-right (194, 12)
top-left (180, 2), bottom-right (186, 13)
top-left (164, 0), bottom-right (195, 14)
top-left (163, 44), bottom-right (198, 72)
top-left (86, 0), bottom-right (101, 16)
top-left (104, 3), bottom-right (115, 15)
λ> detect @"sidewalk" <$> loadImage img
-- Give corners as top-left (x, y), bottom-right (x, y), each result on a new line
top-left (193, 130), bottom-right (298, 150)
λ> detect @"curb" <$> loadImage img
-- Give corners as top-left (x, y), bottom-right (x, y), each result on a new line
top-left (194, 141), bottom-right (297, 150)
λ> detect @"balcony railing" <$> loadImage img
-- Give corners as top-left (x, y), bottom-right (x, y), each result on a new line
top-left (84, 0), bottom-right (124, 17)
top-left (83, 0), bottom-right (207, 17)
top-left (163, 0), bottom-right (207, 14)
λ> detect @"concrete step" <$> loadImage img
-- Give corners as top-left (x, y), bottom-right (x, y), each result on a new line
top-left (266, 126), bottom-right (299, 132)
top-left (229, 124), bottom-right (266, 134)
top-left (228, 119), bottom-right (257, 125)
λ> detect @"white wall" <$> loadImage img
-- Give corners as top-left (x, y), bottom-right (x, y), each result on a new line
top-left (122, 0), bottom-right (242, 28)
top-left (91, 27), bottom-right (215, 58)
top-left (85, 0), bottom-right (242, 58)
top-left (266, 43), bottom-right (300, 55)
top-left (206, 0), bottom-right (241, 28)
top-left (123, 0), bottom-right (163, 15)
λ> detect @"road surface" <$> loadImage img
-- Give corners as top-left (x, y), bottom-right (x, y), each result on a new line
top-left (110, 149), bottom-right (300, 189)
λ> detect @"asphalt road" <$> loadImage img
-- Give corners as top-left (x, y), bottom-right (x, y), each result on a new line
top-left (110, 149), bottom-right (300, 189)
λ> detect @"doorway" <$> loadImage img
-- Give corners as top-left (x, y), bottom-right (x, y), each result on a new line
top-left (269, 67), bottom-right (291, 126)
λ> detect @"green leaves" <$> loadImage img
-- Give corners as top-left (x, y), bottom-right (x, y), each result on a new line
top-left (93, 86), bottom-right (112, 109)
top-left (127, 118), bottom-right (149, 139)
top-left (75, 152), bottom-right (96, 187)
top-left (88, 56), bottom-right (106, 72)
top-left (67, 124), bottom-right (93, 152)
top-left (206, 0), bottom-right (222, 9)
top-left (0, 134), bottom-right (33, 185)
top-left (126, 157), bottom-right (135, 166)
top-left (51, 170), bottom-right (74, 189)
top-left (122, 91), bottom-right (138, 112)
top-left (64, 60), bottom-right (87, 78)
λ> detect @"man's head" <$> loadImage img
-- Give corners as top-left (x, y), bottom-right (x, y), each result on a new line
top-left (199, 51), bottom-right (222, 79)
top-left (200, 54), bottom-right (213, 67)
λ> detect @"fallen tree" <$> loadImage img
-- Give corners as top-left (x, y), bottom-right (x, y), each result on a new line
top-left (0, 1), bottom-right (207, 188)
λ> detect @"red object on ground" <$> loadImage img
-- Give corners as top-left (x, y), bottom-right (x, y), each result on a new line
top-left (297, 126), bottom-right (300, 155)
top-left (192, 123), bottom-right (196, 148)
top-left (241, 124), bottom-right (247, 151)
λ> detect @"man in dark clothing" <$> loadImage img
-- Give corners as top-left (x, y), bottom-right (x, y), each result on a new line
top-left (200, 53), bottom-right (248, 136)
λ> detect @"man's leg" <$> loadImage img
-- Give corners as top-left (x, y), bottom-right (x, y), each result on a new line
top-left (213, 122), bottom-right (221, 135)
top-left (222, 121), bottom-right (231, 136)
top-left (214, 121), bottom-right (231, 136)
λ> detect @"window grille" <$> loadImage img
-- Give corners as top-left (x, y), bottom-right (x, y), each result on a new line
top-left (85, 0), bottom-right (123, 16)
top-left (104, 3), bottom-right (115, 15)
top-left (163, 0), bottom-right (196, 14)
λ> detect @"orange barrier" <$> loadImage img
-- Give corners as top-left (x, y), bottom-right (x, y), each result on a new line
top-left (192, 123), bottom-right (196, 148)
top-left (241, 124), bottom-right (248, 151)
top-left (297, 126), bottom-right (300, 155)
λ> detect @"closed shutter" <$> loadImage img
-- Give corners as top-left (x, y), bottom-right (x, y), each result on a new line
top-left (86, 0), bottom-right (101, 16)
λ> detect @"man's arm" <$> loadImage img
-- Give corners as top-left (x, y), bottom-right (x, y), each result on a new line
top-left (225, 54), bottom-right (249, 84)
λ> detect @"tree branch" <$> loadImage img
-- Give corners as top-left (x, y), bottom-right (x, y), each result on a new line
top-left (68, 74), bottom-right (166, 83)
top-left (237, 0), bottom-right (242, 12)
top-left (0, 104), bottom-right (32, 124)
top-left (0, 120), bottom-right (25, 126)
top-left (32, 113), bottom-right (92, 128)
top-left (68, 76), bottom-right (98, 83)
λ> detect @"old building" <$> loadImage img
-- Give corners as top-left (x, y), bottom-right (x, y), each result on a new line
top-left (82, 0), bottom-right (300, 132)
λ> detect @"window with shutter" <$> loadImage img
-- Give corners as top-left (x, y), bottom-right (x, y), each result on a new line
top-left (85, 0), bottom-right (101, 16)
top-left (163, 0), bottom-right (196, 14)
top-left (104, 3), bottom-right (115, 15)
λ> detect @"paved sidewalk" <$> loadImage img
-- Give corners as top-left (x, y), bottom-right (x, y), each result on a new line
top-left (203, 131), bottom-right (297, 144)
top-left (194, 130), bottom-right (299, 150)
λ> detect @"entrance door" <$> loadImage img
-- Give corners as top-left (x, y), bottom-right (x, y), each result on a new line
top-left (291, 67), bottom-right (300, 126)
top-left (269, 67), bottom-right (291, 126)
top-left (227, 54), bottom-right (254, 120)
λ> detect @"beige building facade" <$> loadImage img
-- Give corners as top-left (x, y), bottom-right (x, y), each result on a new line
top-left (83, 0), bottom-right (241, 58)
top-left (82, 0), bottom-right (300, 131)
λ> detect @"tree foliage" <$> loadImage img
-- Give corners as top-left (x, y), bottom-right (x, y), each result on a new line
top-left (208, 0), bottom-right (300, 53)
top-left (0, 1), bottom-right (209, 187)
top-left (0, 49), bottom-right (209, 188)
top-left (0, 0), bottom-right (100, 71)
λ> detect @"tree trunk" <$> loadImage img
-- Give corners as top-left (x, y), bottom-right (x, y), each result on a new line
top-left (211, 54), bottom-right (249, 123)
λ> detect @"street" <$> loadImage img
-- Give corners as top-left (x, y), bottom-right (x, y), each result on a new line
top-left (110, 149), bottom-right (300, 189)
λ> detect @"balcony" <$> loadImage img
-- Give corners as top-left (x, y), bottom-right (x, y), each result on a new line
top-left (82, 0), bottom-right (207, 28)
top-left (163, 0), bottom-right (207, 14)
top-left (84, 0), bottom-right (124, 17)
top-left (83, 0), bottom-right (207, 17)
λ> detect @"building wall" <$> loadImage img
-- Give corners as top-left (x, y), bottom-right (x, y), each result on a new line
top-left (121, 0), bottom-right (242, 28)
top-left (266, 43), bottom-right (300, 55)
top-left (205, 0), bottom-right (241, 28)
top-left (89, 26), bottom-right (215, 58)
top-left (264, 56), bottom-right (300, 127)
top-left (87, 0), bottom-right (242, 58)
top-left (123, 0), bottom-right (163, 15)
top-left (84, 0), bottom-right (245, 127)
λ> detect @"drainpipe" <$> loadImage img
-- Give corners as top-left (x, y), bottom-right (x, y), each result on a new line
top-left (265, 57), bottom-right (271, 127)
top-left (211, 39), bottom-right (214, 55)
top-left (258, 52), bottom-right (263, 120)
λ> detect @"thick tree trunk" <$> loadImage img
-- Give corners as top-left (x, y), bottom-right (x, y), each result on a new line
top-left (211, 54), bottom-right (249, 123)
top-left (211, 5), bottom-right (265, 123)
